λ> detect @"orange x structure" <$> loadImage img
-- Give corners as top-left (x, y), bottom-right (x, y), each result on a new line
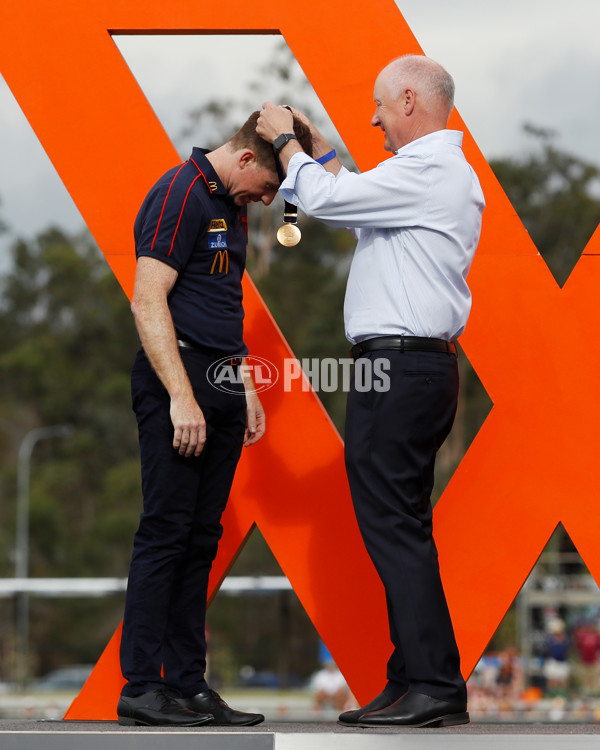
top-left (1, 0), bottom-right (599, 721)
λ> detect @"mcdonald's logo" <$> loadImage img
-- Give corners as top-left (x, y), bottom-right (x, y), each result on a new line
top-left (210, 249), bottom-right (229, 275)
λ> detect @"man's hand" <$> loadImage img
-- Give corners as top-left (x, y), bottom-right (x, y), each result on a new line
top-left (280, 105), bottom-right (315, 136)
top-left (170, 394), bottom-right (207, 457)
top-left (256, 102), bottom-right (295, 144)
top-left (240, 361), bottom-right (266, 447)
top-left (258, 103), bottom-right (341, 175)
top-left (244, 390), bottom-right (266, 447)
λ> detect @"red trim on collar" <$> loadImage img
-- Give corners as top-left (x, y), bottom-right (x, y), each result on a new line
top-left (190, 157), bottom-right (215, 194)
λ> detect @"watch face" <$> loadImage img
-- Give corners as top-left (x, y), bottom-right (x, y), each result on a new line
top-left (274, 133), bottom-right (296, 153)
top-left (274, 134), bottom-right (287, 152)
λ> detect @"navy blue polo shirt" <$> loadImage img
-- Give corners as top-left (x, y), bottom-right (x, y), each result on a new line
top-left (134, 148), bottom-right (248, 356)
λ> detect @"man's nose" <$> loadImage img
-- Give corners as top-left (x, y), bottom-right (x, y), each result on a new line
top-left (261, 192), bottom-right (276, 206)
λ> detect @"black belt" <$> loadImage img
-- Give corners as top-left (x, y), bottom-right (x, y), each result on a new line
top-left (177, 339), bottom-right (242, 366)
top-left (351, 335), bottom-right (456, 359)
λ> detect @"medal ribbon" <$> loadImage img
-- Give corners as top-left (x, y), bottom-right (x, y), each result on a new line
top-left (272, 145), bottom-right (299, 225)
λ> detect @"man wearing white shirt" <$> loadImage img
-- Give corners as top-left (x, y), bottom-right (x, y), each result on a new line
top-left (257, 54), bottom-right (485, 728)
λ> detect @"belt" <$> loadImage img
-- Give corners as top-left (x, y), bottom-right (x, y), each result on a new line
top-left (177, 339), bottom-right (242, 366)
top-left (351, 335), bottom-right (456, 359)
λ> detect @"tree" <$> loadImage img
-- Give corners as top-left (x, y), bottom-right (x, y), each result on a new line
top-left (0, 227), bottom-right (141, 679)
top-left (434, 126), bottom-right (600, 501)
top-left (0, 195), bottom-right (8, 236)
top-left (490, 124), bottom-right (600, 287)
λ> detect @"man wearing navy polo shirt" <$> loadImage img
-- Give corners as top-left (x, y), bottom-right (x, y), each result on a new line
top-left (117, 112), bottom-right (311, 727)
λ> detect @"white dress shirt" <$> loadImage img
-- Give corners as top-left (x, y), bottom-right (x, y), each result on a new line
top-left (279, 130), bottom-right (485, 344)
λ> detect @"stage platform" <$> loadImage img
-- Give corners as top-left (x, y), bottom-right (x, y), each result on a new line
top-left (1, 720), bottom-right (600, 750)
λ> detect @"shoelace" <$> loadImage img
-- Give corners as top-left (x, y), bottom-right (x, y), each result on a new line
top-left (155, 689), bottom-right (181, 708)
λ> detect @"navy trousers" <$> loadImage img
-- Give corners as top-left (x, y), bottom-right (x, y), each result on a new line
top-left (120, 348), bottom-right (246, 698)
top-left (344, 349), bottom-right (466, 703)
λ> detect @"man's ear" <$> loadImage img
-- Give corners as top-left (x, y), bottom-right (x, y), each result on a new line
top-left (403, 88), bottom-right (416, 116)
top-left (238, 149), bottom-right (257, 169)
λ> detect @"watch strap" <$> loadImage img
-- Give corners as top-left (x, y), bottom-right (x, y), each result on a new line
top-left (273, 132), bottom-right (298, 154)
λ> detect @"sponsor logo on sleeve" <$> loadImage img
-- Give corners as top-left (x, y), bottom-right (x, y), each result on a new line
top-left (208, 218), bottom-right (228, 232)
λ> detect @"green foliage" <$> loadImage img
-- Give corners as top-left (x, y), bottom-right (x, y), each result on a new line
top-left (0, 195), bottom-right (8, 235)
top-left (434, 126), bottom-right (600, 502)
top-left (490, 124), bottom-right (600, 286)
top-left (0, 227), bottom-right (141, 678)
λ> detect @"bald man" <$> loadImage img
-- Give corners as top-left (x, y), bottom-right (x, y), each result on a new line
top-left (257, 55), bottom-right (485, 728)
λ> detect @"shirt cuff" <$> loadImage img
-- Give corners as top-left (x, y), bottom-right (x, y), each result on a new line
top-left (280, 153), bottom-right (349, 203)
top-left (279, 152), bottom-right (313, 201)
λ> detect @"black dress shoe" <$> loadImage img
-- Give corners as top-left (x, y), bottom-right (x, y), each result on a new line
top-left (338, 690), bottom-right (399, 725)
top-left (117, 688), bottom-right (214, 726)
top-left (179, 689), bottom-right (265, 726)
top-left (359, 690), bottom-right (469, 728)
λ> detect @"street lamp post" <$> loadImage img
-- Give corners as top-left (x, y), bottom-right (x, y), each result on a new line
top-left (15, 424), bottom-right (73, 689)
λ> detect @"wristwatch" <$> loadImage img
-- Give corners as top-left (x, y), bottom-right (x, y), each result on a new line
top-left (273, 133), bottom-right (297, 154)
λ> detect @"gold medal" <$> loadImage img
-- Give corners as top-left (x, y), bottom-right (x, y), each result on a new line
top-left (277, 223), bottom-right (302, 247)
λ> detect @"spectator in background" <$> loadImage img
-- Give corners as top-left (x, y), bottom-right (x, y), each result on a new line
top-left (311, 661), bottom-right (354, 713)
top-left (543, 618), bottom-right (570, 694)
top-left (574, 618), bottom-right (600, 696)
top-left (496, 647), bottom-right (524, 702)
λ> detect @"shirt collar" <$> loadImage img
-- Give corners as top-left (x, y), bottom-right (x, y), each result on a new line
top-left (189, 147), bottom-right (228, 197)
top-left (394, 129), bottom-right (464, 156)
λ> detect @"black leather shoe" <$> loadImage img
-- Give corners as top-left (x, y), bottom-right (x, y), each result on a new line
top-left (179, 689), bottom-right (265, 726)
top-left (338, 690), bottom-right (399, 726)
top-left (117, 688), bottom-right (214, 726)
top-left (359, 690), bottom-right (469, 728)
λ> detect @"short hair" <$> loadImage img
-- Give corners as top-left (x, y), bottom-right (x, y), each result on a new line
top-left (227, 111), bottom-right (313, 170)
top-left (386, 55), bottom-right (454, 114)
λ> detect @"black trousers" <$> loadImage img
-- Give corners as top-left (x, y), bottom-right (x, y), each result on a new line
top-left (120, 348), bottom-right (246, 698)
top-left (345, 349), bottom-right (466, 703)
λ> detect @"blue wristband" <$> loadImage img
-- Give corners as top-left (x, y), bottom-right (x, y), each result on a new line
top-left (315, 149), bottom-right (336, 165)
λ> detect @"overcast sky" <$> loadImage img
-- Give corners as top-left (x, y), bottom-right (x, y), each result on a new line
top-left (1, 0), bottom-right (599, 262)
